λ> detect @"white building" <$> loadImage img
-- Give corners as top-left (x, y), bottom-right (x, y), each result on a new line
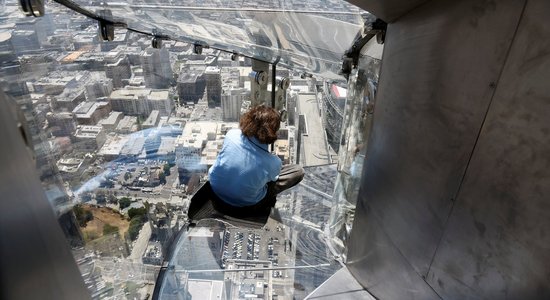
top-left (98, 111), bottom-right (124, 132)
top-left (115, 116), bottom-right (138, 134)
top-left (148, 91), bottom-right (173, 116)
top-left (221, 87), bottom-right (249, 122)
top-left (175, 122), bottom-right (217, 174)
top-left (175, 122), bottom-right (238, 180)
top-left (109, 88), bottom-right (173, 117)
top-left (73, 125), bottom-right (106, 152)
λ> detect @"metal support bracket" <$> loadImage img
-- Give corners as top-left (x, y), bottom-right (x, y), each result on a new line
top-left (19, 0), bottom-right (44, 17)
top-left (250, 59), bottom-right (270, 107)
top-left (340, 18), bottom-right (387, 80)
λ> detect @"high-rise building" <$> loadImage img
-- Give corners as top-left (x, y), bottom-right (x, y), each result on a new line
top-left (204, 66), bottom-right (221, 108)
top-left (53, 88), bottom-right (86, 112)
top-left (109, 88), bottom-right (150, 116)
top-left (105, 55), bottom-right (131, 88)
top-left (221, 87), bottom-right (248, 122)
top-left (85, 78), bottom-right (113, 101)
top-left (72, 101), bottom-right (111, 125)
top-left (98, 111), bottom-right (123, 132)
top-left (46, 112), bottom-right (77, 137)
top-left (109, 88), bottom-right (173, 117)
top-left (73, 125), bottom-right (106, 152)
top-left (141, 47), bottom-right (172, 89)
top-left (322, 83), bottom-right (347, 153)
top-left (176, 70), bottom-right (205, 104)
top-left (147, 90), bottom-right (173, 116)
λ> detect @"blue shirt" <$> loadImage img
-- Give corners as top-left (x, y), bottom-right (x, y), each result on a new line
top-left (209, 129), bottom-right (282, 207)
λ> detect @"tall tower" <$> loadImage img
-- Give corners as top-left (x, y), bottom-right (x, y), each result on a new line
top-left (204, 66), bottom-right (221, 108)
top-left (221, 87), bottom-right (248, 121)
top-left (105, 52), bottom-right (131, 88)
top-left (141, 47), bottom-right (172, 89)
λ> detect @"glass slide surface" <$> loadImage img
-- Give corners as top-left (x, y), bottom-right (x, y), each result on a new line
top-left (62, 0), bottom-right (366, 79)
top-left (0, 0), bottom-right (378, 298)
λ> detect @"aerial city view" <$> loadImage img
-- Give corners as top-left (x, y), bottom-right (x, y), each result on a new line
top-left (0, 0), bottom-right (369, 298)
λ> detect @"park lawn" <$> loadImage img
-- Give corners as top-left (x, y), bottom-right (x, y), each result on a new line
top-left (80, 205), bottom-right (130, 241)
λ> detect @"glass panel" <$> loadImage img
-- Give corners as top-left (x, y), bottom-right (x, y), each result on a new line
top-left (327, 43), bottom-right (382, 260)
top-left (64, 0), bottom-right (367, 80)
top-left (1, 0), bottom-right (378, 297)
top-left (158, 165), bottom-right (341, 299)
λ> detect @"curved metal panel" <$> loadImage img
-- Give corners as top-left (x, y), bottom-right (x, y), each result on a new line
top-left (345, 0), bottom-right (428, 22)
top-left (346, 0), bottom-right (527, 298)
top-left (427, 0), bottom-right (550, 298)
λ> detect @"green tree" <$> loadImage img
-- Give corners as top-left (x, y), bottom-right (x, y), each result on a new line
top-left (128, 207), bottom-right (147, 219)
top-left (163, 163), bottom-right (171, 176)
top-left (96, 191), bottom-right (106, 204)
top-left (103, 223), bottom-right (119, 236)
top-left (127, 215), bottom-right (147, 241)
top-left (119, 197), bottom-right (132, 209)
top-left (73, 204), bottom-right (93, 227)
top-left (159, 172), bottom-right (166, 184)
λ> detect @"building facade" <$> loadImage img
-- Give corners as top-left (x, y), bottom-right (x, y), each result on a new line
top-left (141, 47), bottom-right (172, 89)
top-left (105, 55), bottom-right (131, 88)
top-left (322, 83), bottom-right (347, 153)
top-left (176, 70), bottom-right (205, 104)
top-left (204, 66), bottom-right (221, 108)
top-left (221, 87), bottom-right (248, 122)
top-left (73, 125), bottom-right (106, 152)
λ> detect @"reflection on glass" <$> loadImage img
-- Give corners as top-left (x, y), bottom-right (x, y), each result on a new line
top-left (1, 0), bottom-right (375, 298)
top-left (159, 165), bottom-right (341, 299)
top-left (70, 0), bottom-right (366, 79)
top-left (328, 44), bottom-right (382, 260)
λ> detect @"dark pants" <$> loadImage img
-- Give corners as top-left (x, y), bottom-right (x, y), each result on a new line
top-left (213, 164), bottom-right (305, 217)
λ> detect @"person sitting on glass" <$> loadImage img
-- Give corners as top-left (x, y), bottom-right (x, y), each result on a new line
top-left (209, 105), bottom-right (304, 216)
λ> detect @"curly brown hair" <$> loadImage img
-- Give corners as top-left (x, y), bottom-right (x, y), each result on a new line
top-left (240, 105), bottom-right (280, 144)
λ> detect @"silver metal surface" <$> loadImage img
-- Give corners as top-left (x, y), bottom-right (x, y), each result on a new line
top-left (251, 59), bottom-right (270, 106)
top-left (346, 0), bottom-right (429, 22)
top-left (0, 91), bottom-right (91, 300)
top-left (427, 0), bottom-right (550, 298)
top-left (305, 267), bottom-right (376, 300)
top-left (343, 0), bottom-right (550, 298)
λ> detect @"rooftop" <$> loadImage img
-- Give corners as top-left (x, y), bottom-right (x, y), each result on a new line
top-left (99, 111), bottom-right (123, 126)
top-left (143, 110), bottom-right (160, 127)
top-left (110, 88), bottom-right (151, 100)
top-left (73, 101), bottom-right (109, 118)
top-left (74, 125), bottom-right (103, 137)
top-left (148, 90), bottom-right (169, 101)
top-left (98, 134), bottom-right (129, 157)
top-left (205, 66), bottom-right (221, 74)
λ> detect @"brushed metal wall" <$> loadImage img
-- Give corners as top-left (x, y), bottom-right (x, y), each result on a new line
top-left (426, 0), bottom-right (550, 298)
top-left (346, 0), bottom-right (550, 298)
